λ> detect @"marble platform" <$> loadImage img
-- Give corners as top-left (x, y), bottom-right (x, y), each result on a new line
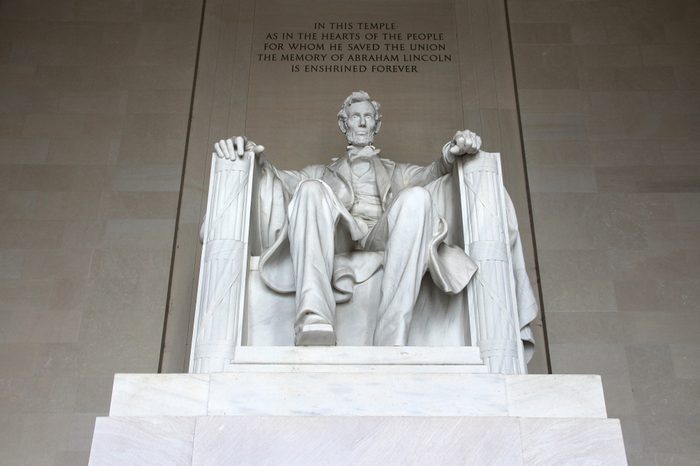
top-left (90, 415), bottom-right (626, 465)
top-left (108, 372), bottom-right (607, 418)
top-left (90, 371), bottom-right (627, 465)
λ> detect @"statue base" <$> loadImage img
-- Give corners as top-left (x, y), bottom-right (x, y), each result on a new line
top-left (223, 345), bottom-right (486, 368)
top-left (89, 369), bottom-right (627, 464)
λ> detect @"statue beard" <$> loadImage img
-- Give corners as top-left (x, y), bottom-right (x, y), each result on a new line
top-left (346, 130), bottom-right (375, 147)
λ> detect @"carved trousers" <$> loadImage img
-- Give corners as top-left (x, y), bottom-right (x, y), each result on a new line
top-left (287, 179), bottom-right (439, 345)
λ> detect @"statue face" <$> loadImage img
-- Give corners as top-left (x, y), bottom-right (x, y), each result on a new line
top-left (344, 101), bottom-right (378, 146)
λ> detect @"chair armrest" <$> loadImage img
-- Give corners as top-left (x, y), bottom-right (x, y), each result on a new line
top-left (190, 153), bottom-right (258, 373)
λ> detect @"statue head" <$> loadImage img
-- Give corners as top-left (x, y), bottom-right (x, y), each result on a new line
top-left (337, 91), bottom-right (382, 146)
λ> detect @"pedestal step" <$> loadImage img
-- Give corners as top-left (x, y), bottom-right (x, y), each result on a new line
top-left (90, 415), bottom-right (627, 465)
top-left (91, 372), bottom-right (627, 465)
top-left (109, 372), bottom-right (608, 419)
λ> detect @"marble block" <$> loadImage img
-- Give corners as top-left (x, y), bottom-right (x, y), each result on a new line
top-left (191, 416), bottom-right (523, 465)
top-left (208, 372), bottom-right (508, 417)
top-left (506, 374), bottom-right (608, 418)
top-left (110, 373), bottom-right (210, 417)
top-left (89, 415), bottom-right (627, 465)
top-left (109, 372), bottom-right (609, 419)
top-left (224, 363), bottom-right (488, 373)
top-left (229, 345), bottom-right (486, 365)
top-left (521, 417), bottom-right (627, 465)
top-left (89, 417), bottom-right (195, 466)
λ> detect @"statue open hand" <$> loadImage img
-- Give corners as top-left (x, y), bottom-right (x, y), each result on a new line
top-left (214, 136), bottom-right (265, 161)
top-left (448, 130), bottom-right (482, 157)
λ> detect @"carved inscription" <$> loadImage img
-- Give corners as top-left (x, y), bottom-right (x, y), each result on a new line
top-left (256, 21), bottom-right (453, 73)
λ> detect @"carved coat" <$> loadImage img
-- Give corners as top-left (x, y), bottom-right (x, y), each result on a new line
top-left (256, 151), bottom-right (478, 302)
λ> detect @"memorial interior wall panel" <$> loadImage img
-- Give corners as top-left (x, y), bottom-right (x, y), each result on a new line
top-left (0, 0), bottom-right (202, 464)
top-left (507, 0), bottom-right (700, 463)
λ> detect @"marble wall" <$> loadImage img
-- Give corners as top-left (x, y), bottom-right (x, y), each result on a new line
top-left (507, 0), bottom-right (700, 463)
top-left (0, 0), bottom-right (698, 464)
top-left (0, 0), bottom-right (202, 464)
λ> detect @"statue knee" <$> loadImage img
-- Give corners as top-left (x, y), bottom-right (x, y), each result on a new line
top-left (289, 179), bottom-right (335, 223)
top-left (295, 179), bottom-right (327, 198)
top-left (394, 186), bottom-right (432, 209)
top-left (292, 179), bottom-right (332, 208)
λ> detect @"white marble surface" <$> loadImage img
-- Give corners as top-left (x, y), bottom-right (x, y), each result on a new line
top-left (95, 371), bottom-right (623, 465)
top-left (224, 363), bottom-right (488, 373)
top-left (230, 345), bottom-right (485, 365)
top-left (208, 372), bottom-right (508, 417)
top-left (506, 374), bottom-right (607, 418)
top-left (89, 416), bottom-right (195, 466)
top-left (247, 269), bottom-right (383, 347)
top-left (108, 372), bottom-right (609, 418)
top-left (247, 266), bottom-right (472, 348)
top-left (89, 415), bottom-right (627, 465)
top-left (192, 416), bottom-right (522, 466)
top-left (520, 418), bottom-right (627, 465)
top-left (110, 373), bottom-right (210, 417)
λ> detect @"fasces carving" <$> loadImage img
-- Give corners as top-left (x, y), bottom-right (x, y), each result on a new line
top-left (191, 154), bottom-right (256, 373)
top-left (191, 91), bottom-right (537, 374)
top-left (459, 153), bottom-right (537, 373)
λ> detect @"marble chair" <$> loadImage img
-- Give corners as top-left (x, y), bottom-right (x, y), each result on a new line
top-left (189, 151), bottom-right (536, 375)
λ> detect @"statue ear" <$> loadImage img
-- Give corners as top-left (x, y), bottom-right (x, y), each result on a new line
top-left (338, 118), bottom-right (347, 134)
top-left (375, 119), bottom-right (382, 134)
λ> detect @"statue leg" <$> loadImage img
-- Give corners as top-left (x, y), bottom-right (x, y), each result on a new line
top-left (373, 187), bottom-right (438, 346)
top-left (287, 179), bottom-right (342, 345)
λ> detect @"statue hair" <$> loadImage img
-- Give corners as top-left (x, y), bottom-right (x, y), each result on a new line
top-left (337, 91), bottom-right (382, 129)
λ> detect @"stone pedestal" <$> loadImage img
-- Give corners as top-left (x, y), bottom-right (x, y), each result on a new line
top-left (89, 370), bottom-right (627, 465)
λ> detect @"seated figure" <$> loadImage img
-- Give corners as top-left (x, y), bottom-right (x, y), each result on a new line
top-left (214, 91), bottom-right (486, 347)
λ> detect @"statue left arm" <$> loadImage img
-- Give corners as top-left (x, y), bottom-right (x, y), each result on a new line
top-left (399, 130), bottom-right (482, 187)
top-left (443, 129), bottom-right (482, 162)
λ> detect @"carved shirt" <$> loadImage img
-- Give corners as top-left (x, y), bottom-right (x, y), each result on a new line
top-left (349, 156), bottom-right (383, 232)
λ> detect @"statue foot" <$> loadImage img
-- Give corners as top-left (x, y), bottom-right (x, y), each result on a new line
top-left (294, 313), bottom-right (335, 346)
top-left (295, 323), bottom-right (336, 346)
top-left (294, 311), bottom-right (336, 346)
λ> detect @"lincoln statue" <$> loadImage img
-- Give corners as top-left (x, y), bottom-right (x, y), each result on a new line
top-left (214, 91), bottom-right (487, 347)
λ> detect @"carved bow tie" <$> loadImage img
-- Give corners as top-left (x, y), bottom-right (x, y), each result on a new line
top-left (347, 145), bottom-right (381, 161)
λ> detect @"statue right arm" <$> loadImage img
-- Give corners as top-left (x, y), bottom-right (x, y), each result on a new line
top-left (259, 156), bottom-right (310, 197)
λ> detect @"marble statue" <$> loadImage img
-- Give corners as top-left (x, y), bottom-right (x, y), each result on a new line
top-left (193, 90), bottom-right (537, 374)
top-left (216, 91), bottom-right (486, 347)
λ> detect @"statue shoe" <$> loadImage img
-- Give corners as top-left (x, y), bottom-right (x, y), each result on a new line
top-left (294, 313), bottom-right (336, 346)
